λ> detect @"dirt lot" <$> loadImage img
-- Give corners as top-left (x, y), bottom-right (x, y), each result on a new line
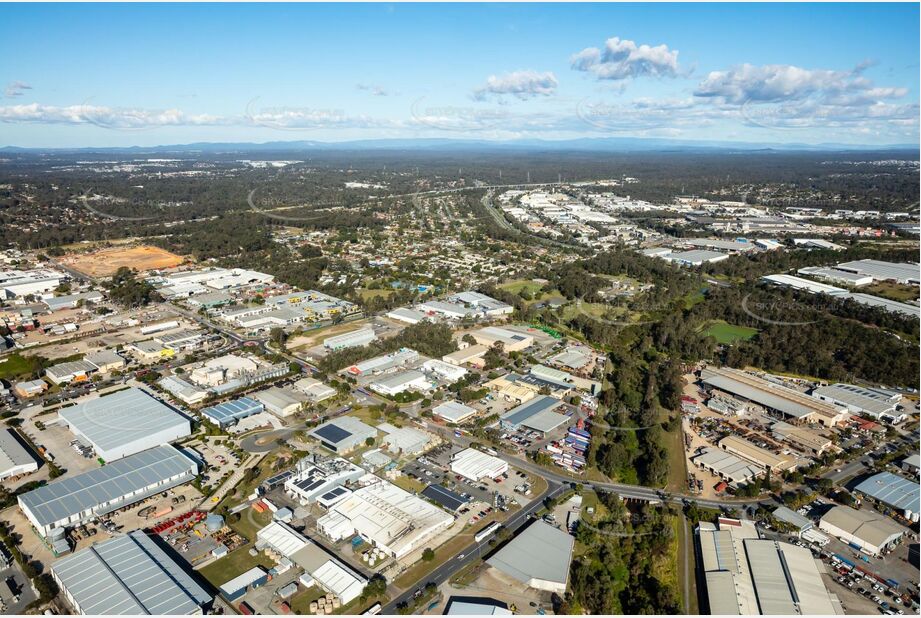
top-left (61, 245), bottom-right (186, 278)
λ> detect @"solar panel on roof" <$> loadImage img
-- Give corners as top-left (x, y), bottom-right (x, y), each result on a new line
top-left (314, 424), bottom-right (352, 443)
top-left (421, 484), bottom-right (468, 511)
top-left (296, 478), bottom-right (325, 492)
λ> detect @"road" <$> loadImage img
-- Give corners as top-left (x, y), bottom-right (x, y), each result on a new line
top-left (382, 480), bottom-right (568, 614)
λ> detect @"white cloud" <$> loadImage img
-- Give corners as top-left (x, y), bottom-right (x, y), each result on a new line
top-left (5, 81), bottom-right (32, 98)
top-left (693, 63), bottom-right (907, 104)
top-left (571, 37), bottom-right (679, 80)
top-left (473, 70), bottom-right (558, 101)
top-left (0, 104), bottom-right (224, 128)
top-left (356, 83), bottom-right (393, 97)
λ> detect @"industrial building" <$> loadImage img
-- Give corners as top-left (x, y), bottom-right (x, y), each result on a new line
top-left (486, 520), bottom-right (574, 594)
top-left (529, 364), bottom-right (601, 395)
top-left (84, 349), bottom-right (126, 373)
top-left (421, 358), bottom-right (468, 383)
top-left (500, 395), bottom-right (570, 436)
top-left (445, 291), bottom-right (514, 317)
top-left (378, 423), bottom-right (432, 456)
top-left (58, 388), bottom-right (191, 461)
top-left (284, 456), bottom-right (365, 505)
top-left (256, 521), bottom-right (367, 604)
top-left (51, 529), bottom-right (211, 615)
top-left (345, 348), bottom-right (419, 376)
top-left (819, 505), bottom-right (907, 556)
top-left (44, 360), bottom-right (100, 385)
top-left (386, 307), bottom-right (429, 325)
top-left (760, 274), bottom-right (848, 296)
top-left (0, 428), bottom-right (39, 481)
top-left (421, 484), bottom-right (469, 512)
top-left (692, 448), bottom-right (761, 488)
top-left (445, 599), bottom-right (511, 615)
top-left (219, 567), bottom-right (268, 602)
top-left (323, 326), bottom-right (377, 350)
top-left (853, 472), bottom-right (921, 520)
top-left (681, 238), bottom-right (756, 253)
top-left (770, 421), bottom-right (833, 456)
top-left (699, 366), bottom-right (847, 427)
top-left (442, 344), bottom-right (489, 368)
top-left (450, 448), bottom-right (509, 481)
top-left (432, 401), bottom-right (477, 424)
top-left (665, 249), bottom-right (730, 266)
top-left (718, 435), bottom-right (797, 472)
top-left (316, 478), bottom-right (454, 559)
top-left (18, 444), bottom-right (198, 538)
top-left (469, 326), bottom-right (534, 352)
top-left (158, 375), bottom-right (208, 405)
top-left (696, 518), bottom-right (840, 615)
top-left (253, 386), bottom-right (309, 417)
top-left (811, 383), bottom-right (904, 423)
top-left (835, 259), bottom-right (920, 285)
top-left (201, 397), bottom-right (265, 428)
top-left (293, 377), bottom-right (337, 402)
top-left (369, 369), bottom-right (431, 396)
top-left (309, 417), bottom-right (377, 453)
top-left (797, 266), bottom-right (873, 287)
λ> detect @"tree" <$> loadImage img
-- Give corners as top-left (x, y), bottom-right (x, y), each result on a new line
top-left (421, 547), bottom-right (435, 561)
top-left (365, 437), bottom-right (375, 447)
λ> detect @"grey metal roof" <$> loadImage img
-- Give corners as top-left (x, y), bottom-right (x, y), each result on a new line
top-left (854, 472), bottom-right (921, 511)
top-left (812, 383), bottom-right (899, 416)
top-left (52, 530), bottom-right (210, 615)
top-left (0, 429), bottom-right (38, 471)
top-left (487, 520), bottom-right (574, 586)
top-left (201, 397), bottom-right (264, 425)
top-left (309, 416), bottom-right (376, 446)
top-left (18, 445), bottom-right (196, 528)
top-left (836, 259), bottom-right (920, 283)
top-left (500, 395), bottom-right (569, 433)
top-left (772, 506), bottom-right (813, 531)
top-left (58, 388), bottom-right (189, 454)
top-left (702, 371), bottom-right (815, 419)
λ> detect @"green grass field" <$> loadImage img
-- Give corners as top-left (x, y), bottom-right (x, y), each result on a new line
top-left (197, 545), bottom-right (274, 588)
top-left (0, 353), bottom-right (38, 381)
top-left (701, 320), bottom-right (758, 344)
top-left (498, 279), bottom-right (544, 295)
top-left (863, 282), bottom-right (919, 303)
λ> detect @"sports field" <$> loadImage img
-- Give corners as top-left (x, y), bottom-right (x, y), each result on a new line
top-left (62, 245), bottom-right (185, 277)
top-left (701, 320), bottom-right (758, 344)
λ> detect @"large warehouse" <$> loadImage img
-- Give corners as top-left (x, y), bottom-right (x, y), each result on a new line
top-left (18, 445), bottom-right (198, 538)
top-left (0, 428), bottom-right (39, 481)
top-left (700, 366), bottom-right (847, 427)
top-left (52, 530), bottom-right (211, 615)
top-left (854, 472), bottom-right (921, 520)
top-left (316, 478), bottom-right (454, 559)
top-left (500, 395), bottom-right (570, 436)
top-left (57, 388), bottom-right (191, 461)
top-left (450, 448), bottom-right (509, 481)
top-left (811, 383), bottom-right (904, 423)
top-left (697, 518), bottom-right (840, 615)
top-left (308, 417), bottom-right (377, 453)
top-left (819, 505), bottom-right (907, 556)
top-left (433, 400), bottom-right (477, 424)
top-left (486, 520), bottom-right (574, 594)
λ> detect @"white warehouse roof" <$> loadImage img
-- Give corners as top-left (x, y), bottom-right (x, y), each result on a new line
top-left (450, 448), bottom-right (508, 481)
top-left (487, 520), bottom-right (574, 593)
top-left (58, 388), bottom-right (191, 461)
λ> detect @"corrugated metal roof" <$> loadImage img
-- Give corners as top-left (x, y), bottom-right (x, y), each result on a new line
top-left (58, 388), bottom-right (190, 454)
top-left (19, 445), bottom-right (196, 528)
top-left (487, 520), bottom-right (574, 586)
top-left (500, 395), bottom-right (569, 433)
top-left (855, 472), bottom-right (921, 511)
top-left (52, 530), bottom-right (210, 615)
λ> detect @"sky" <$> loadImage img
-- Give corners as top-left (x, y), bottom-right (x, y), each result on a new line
top-left (1, 3), bottom-right (919, 148)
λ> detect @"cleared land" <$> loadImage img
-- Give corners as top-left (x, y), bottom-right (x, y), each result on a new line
top-left (700, 320), bottom-right (758, 344)
top-left (0, 353), bottom-right (37, 381)
top-left (62, 244), bottom-right (185, 277)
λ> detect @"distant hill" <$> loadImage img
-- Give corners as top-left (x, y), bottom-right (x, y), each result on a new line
top-left (1, 136), bottom-right (918, 155)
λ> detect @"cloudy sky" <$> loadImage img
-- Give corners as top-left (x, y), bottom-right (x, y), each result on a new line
top-left (1, 3), bottom-right (918, 147)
